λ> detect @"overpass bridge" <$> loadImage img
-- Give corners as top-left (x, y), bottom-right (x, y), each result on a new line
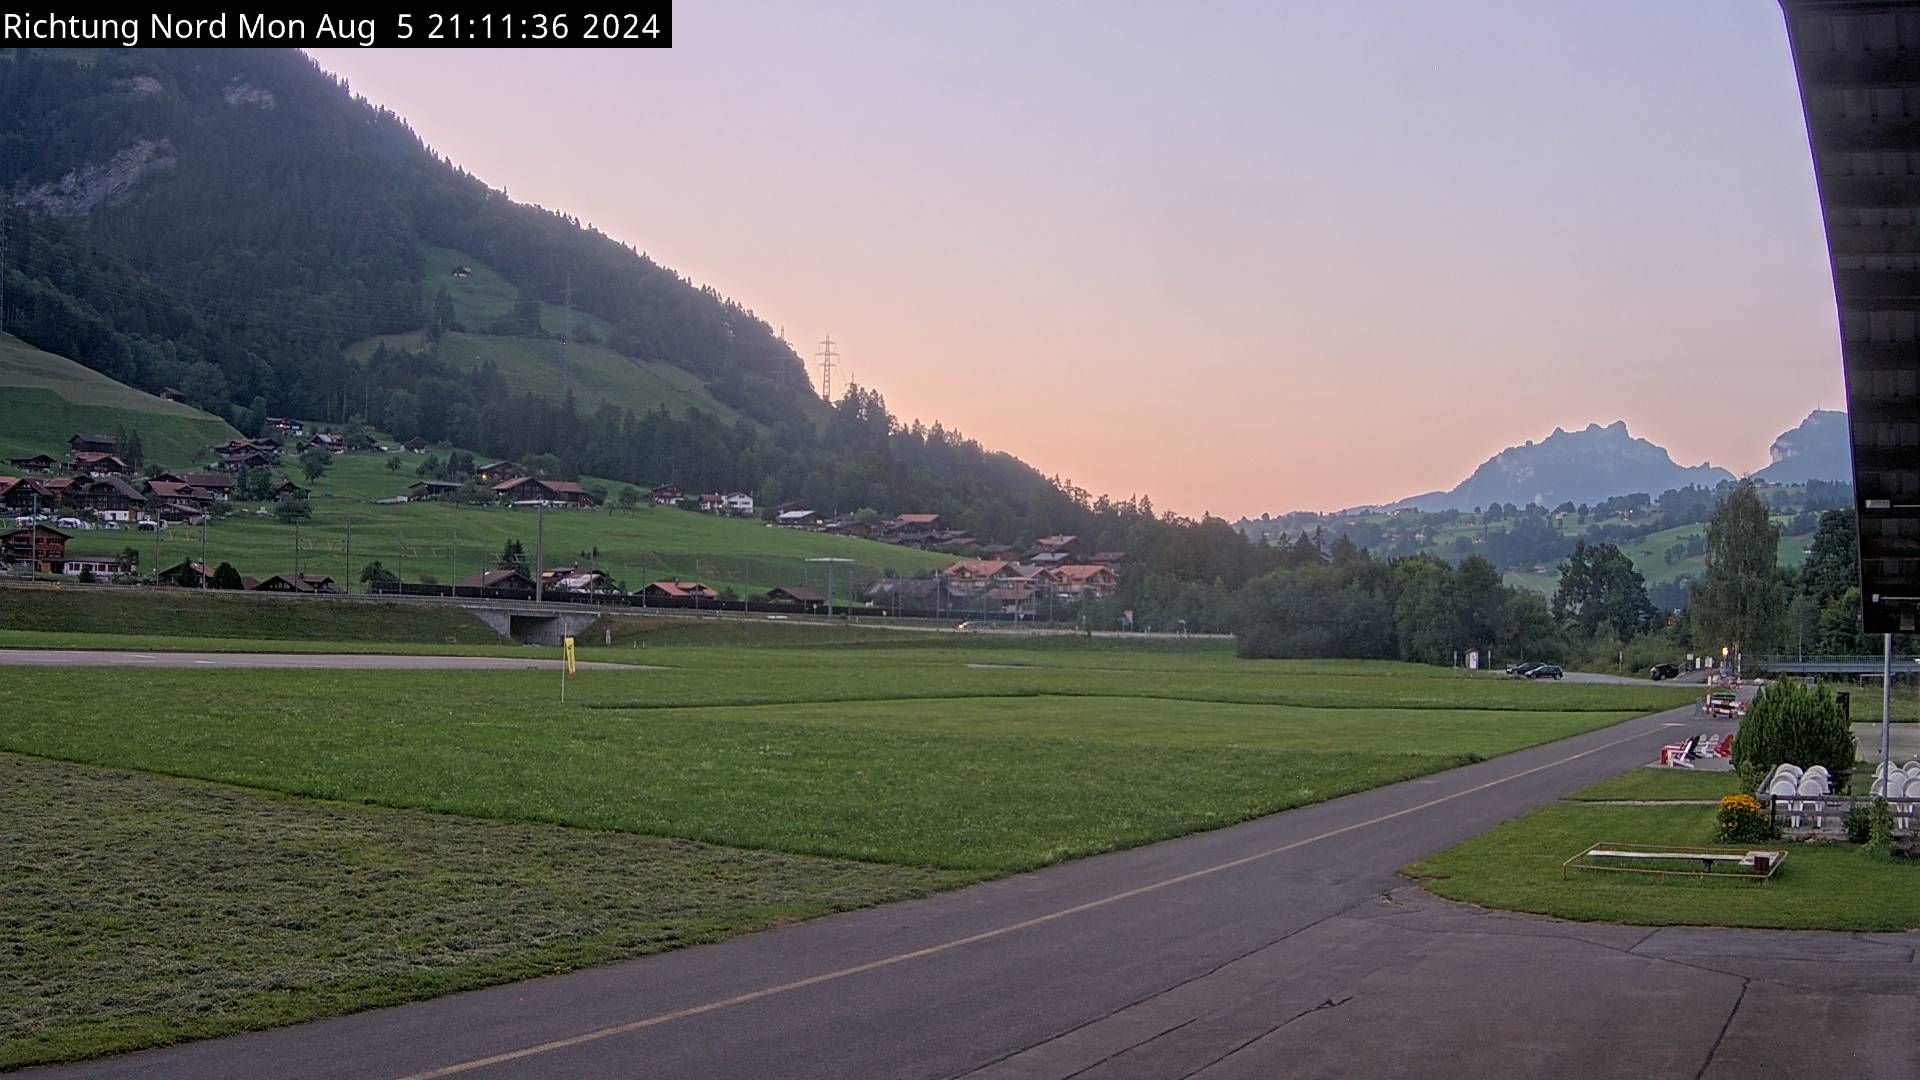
top-left (1749, 655), bottom-right (1920, 676)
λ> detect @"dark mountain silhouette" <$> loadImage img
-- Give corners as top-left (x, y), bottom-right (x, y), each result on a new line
top-left (1749, 409), bottom-right (1851, 484)
top-left (1390, 421), bottom-right (1735, 512)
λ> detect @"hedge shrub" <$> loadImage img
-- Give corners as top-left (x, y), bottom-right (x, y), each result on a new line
top-left (1730, 680), bottom-right (1856, 792)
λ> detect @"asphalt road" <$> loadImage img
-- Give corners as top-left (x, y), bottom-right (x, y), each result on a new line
top-left (26, 704), bottom-right (1918, 1080)
top-left (0, 649), bottom-right (633, 670)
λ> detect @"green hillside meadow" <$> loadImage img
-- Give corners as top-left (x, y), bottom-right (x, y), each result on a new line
top-left (54, 450), bottom-right (951, 597)
top-left (344, 247), bottom-right (747, 425)
top-left (0, 334), bottom-right (239, 467)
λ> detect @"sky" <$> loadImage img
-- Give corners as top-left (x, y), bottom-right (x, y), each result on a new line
top-left (308, 0), bottom-right (1846, 519)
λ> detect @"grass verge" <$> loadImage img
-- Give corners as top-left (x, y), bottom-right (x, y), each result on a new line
top-left (1405, 801), bottom-right (1919, 932)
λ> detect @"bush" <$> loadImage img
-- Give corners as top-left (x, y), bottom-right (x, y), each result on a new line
top-left (1730, 680), bottom-right (1856, 792)
top-left (1716, 794), bottom-right (1775, 844)
top-left (1844, 803), bottom-right (1874, 845)
top-left (1862, 797), bottom-right (1896, 861)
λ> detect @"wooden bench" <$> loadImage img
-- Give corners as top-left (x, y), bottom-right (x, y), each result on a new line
top-left (1563, 842), bottom-right (1785, 881)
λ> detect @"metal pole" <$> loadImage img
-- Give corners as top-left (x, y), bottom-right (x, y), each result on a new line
top-left (199, 516), bottom-right (208, 589)
top-left (344, 517), bottom-right (352, 593)
top-left (534, 503), bottom-right (545, 602)
top-left (1882, 632), bottom-right (1893, 785)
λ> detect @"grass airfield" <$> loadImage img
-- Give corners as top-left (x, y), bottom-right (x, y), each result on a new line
top-left (0, 619), bottom-right (1694, 1067)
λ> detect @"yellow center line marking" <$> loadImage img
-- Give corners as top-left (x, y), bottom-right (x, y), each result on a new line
top-left (396, 719), bottom-right (1677, 1080)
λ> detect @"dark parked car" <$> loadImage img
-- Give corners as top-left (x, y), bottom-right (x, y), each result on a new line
top-left (1649, 663), bottom-right (1681, 681)
top-left (1506, 661), bottom-right (1542, 677)
top-left (1526, 664), bottom-right (1564, 680)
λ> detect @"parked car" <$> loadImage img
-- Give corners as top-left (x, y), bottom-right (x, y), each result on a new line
top-left (1649, 663), bottom-right (1681, 681)
top-left (1506, 661), bottom-right (1542, 677)
top-left (1526, 664), bottom-right (1564, 680)
top-left (1703, 690), bottom-right (1745, 718)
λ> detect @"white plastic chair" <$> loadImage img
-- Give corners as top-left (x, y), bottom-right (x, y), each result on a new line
top-left (1804, 765), bottom-right (1830, 785)
top-left (1772, 777), bottom-right (1803, 826)
top-left (1797, 776), bottom-right (1828, 828)
top-left (1875, 762), bottom-right (1904, 784)
top-left (1774, 764), bottom-right (1804, 783)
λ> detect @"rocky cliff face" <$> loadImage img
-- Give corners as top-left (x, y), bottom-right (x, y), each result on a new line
top-left (11, 138), bottom-right (175, 216)
top-left (1749, 409), bottom-right (1851, 484)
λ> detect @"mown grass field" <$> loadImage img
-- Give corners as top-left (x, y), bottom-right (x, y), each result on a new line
top-left (45, 451), bottom-right (952, 595)
top-left (0, 333), bottom-right (239, 466)
top-left (0, 634), bottom-right (1695, 1066)
top-left (1406, 771), bottom-right (1920, 931)
top-left (0, 754), bottom-right (960, 1070)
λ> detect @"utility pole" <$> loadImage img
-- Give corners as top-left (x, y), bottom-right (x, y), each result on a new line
top-left (450, 529), bottom-right (457, 591)
top-left (534, 502), bottom-right (546, 602)
top-left (398, 529), bottom-right (405, 584)
top-left (1881, 633), bottom-right (1894, 791)
top-left (345, 518), bottom-right (352, 594)
top-left (199, 517), bottom-right (209, 589)
top-left (817, 334), bottom-right (837, 402)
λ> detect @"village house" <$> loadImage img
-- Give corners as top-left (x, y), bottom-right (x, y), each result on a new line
top-left (1, 524), bottom-right (69, 572)
top-left (68, 433), bottom-right (117, 456)
top-left (942, 559), bottom-right (1025, 596)
top-left (153, 472), bottom-right (236, 501)
top-left (265, 417), bottom-right (306, 438)
top-left (541, 566), bottom-right (619, 594)
top-left (980, 584), bottom-right (1036, 616)
top-left (865, 576), bottom-right (966, 610)
top-left (0, 476), bottom-right (40, 511)
top-left (158, 387), bottom-right (186, 402)
top-left (456, 568), bottom-right (537, 597)
top-left (25, 476), bottom-right (76, 510)
top-left (67, 476), bottom-right (146, 520)
top-left (475, 460), bottom-right (519, 483)
top-left (723, 492), bottom-right (755, 516)
top-left (405, 479), bottom-right (463, 501)
top-left (60, 554), bottom-right (132, 578)
top-left (7, 454), bottom-right (57, 474)
top-left (252, 573), bottom-right (344, 594)
top-left (698, 492), bottom-right (727, 514)
top-left (765, 585), bottom-right (824, 606)
top-left (776, 508), bottom-right (824, 529)
top-left (146, 480), bottom-right (214, 515)
top-left (642, 579), bottom-right (719, 601)
top-left (69, 451), bottom-right (131, 477)
top-left (1050, 564), bottom-right (1120, 598)
top-left (269, 479), bottom-right (310, 502)
top-left (217, 448), bottom-right (276, 473)
top-left (403, 437), bottom-right (430, 453)
top-left (213, 437), bottom-right (279, 457)
top-left (886, 513), bottom-right (944, 545)
top-left (493, 476), bottom-right (599, 507)
top-left (1029, 534), bottom-right (1088, 561)
top-left (649, 484), bottom-right (685, 506)
top-left (822, 514), bottom-right (873, 539)
top-left (156, 560), bottom-right (216, 588)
